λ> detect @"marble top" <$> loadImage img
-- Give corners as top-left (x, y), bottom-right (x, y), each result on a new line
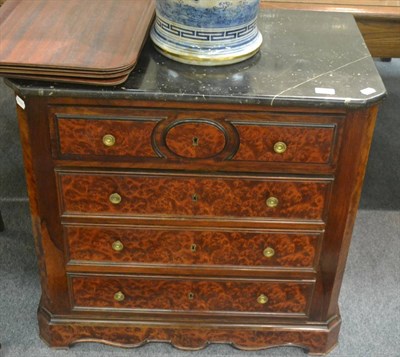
top-left (5, 9), bottom-right (386, 109)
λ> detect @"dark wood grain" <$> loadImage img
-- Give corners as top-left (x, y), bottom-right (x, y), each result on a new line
top-left (0, 63), bottom-right (133, 77)
top-left (261, 0), bottom-right (400, 18)
top-left (58, 172), bottom-right (332, 221)
top-left (0, 0), bottom-right (155, 71)
top-left (66, 226), bottom-right (320, 269)
top-left (70, 275), bottom-right (314, 315)
top-left (16, 97), bottom-right (70, 314)
top-left (55, 117), bottom-right (159, 158)
top-left (320, 105), bottom-right (380, 319)
top-left (357, 18), bottom-right (400, 58)
top-left (0, 71), bottom-right (131, 86)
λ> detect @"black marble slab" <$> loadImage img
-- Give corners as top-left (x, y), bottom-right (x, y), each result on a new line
top-left (4, 9), bottom-right (386, 109)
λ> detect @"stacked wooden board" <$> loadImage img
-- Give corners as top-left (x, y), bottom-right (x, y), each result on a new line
top-left (0, 0), bottom-right (155, 85)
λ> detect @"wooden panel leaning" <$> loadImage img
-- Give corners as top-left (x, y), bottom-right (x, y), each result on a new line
top-left (260, 0), bottom-right (400, 57)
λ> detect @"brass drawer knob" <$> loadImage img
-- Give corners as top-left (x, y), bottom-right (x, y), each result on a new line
top-left (266, 196), bottom-right (279, 208)
top-left (257, 294), bottom-right (268, 305)
top-left (109, 193), bottom-right (122, 205)
top-left (273, 141), bottom-right (287, 154)
top-left (112, 240), bottom-right (124, 252)
top-left (114, 291), bottom-right (125, 302)
top-left (103, 134), bottom-right (116, 147)
top-left (263, 247), bottom-right (275, 258)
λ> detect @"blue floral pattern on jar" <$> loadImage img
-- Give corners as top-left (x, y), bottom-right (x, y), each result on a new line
top-left (156, 0), bottom-right (260, 28)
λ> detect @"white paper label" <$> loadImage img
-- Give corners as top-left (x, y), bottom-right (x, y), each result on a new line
top-left (360, 87), bottom-right (377, 95)
top-left (315, 87), bottom-right (336, 95)
top-left (16, 95), bottom-right (26, 110)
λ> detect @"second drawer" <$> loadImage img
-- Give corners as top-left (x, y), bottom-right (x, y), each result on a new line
top-left (57, 171), bottom-right (332, 222)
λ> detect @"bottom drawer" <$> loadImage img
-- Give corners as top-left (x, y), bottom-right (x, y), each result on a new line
top-left (70, 275), bottom-right (314, 317)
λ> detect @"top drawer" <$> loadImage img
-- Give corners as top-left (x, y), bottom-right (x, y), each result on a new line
top-left (49, 106), bottom-right (343, 172)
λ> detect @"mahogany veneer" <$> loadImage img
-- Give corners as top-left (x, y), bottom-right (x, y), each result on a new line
top-left (70, 275), bottom-right (314, 316)
top-left (0, 0), bottom-right (155, 85)
top-left (65, 226), bottom-right (321, 269)
top-left (50, 108), bottom-right (343, 168)
top-left (6, 10), bottom-right (385, 354)
top-left (57, 171), bottom-right (331, 221)
top-left (11, 95), bottom-right (380, 355)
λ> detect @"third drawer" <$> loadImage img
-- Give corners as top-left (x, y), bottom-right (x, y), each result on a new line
top-left (65, 225), bottom-right (322, 271)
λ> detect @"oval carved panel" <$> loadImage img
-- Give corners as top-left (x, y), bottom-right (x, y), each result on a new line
top-left (165, 121), bottom-right (226, 159)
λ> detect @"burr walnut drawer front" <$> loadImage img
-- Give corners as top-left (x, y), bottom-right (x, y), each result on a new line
top-left (70, 275), bottom-right (314, 316)
top-left (65, 226), bottom-right (322, 270)
top-left (50, 106), bottom-right (341, 168)
top-left (57, 171), bottom-right (332, 222)
top-left (53, 115), bottom-right (160, 159)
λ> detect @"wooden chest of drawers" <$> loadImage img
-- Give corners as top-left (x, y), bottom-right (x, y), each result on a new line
top-left (6, 9), bottom-right (386, 356)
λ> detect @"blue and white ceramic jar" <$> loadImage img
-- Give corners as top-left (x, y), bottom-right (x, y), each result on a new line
top-left (150, 0), bottom-right (263, 66)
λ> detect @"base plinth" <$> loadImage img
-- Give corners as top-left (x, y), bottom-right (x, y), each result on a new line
top-left (38, 308), bottom-right (341, 355)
